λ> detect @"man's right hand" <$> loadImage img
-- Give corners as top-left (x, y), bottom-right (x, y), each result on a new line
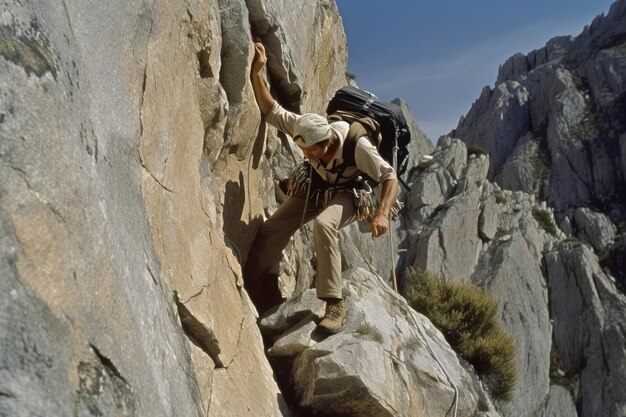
top-left (249, 41), bottom-right (275, 117)
top-left (251, 42), bottom-right (267, 76)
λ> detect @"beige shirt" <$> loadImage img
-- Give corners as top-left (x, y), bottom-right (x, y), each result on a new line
top-left (265, 102), bottom-right (396, 185)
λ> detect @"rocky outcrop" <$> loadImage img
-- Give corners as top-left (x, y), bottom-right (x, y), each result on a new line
top-left (445, 4), bottom-right (626, 414)
top-left (399, 137), bottom-right (626, 417)
top-left (394, 97), bottom-right (436, 174)
top-left (260, 268), bottom-right (499, 417)
top-left (546, 242), bottom-right (626, 417)
top-left (451, 0), bottom-right (626, 224)
top-left (400, 139), bottom-right (550, 416)
top-left (571, 207), bottom-right (617, 253)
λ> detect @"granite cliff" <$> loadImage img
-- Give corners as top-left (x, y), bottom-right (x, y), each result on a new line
top-left (1, 0), bottom-right (625, 416)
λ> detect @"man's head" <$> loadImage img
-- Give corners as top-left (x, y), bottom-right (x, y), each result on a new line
top-left (293, 113), bottom-right (332, 147)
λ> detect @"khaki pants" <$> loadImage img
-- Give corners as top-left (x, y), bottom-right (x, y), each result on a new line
top-left (245, 192), bottom-right (357, 299)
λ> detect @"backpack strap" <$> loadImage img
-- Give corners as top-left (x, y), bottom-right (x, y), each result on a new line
top-left (341, 121), bottom-right (368, 166)
top-left (328, 112), bottom-right (381, 166)
top-left (324, 113), bottom-right (382, 185)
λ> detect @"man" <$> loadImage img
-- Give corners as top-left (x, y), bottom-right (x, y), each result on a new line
top-left (245, 42), bottom-right (398, 333)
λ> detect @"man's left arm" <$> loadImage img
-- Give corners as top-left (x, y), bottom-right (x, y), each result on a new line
top-left (353, 137), bottom-right (399, 238)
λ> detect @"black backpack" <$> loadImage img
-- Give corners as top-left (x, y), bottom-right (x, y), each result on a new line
top-left (325, 86), bottom-right (411, 180)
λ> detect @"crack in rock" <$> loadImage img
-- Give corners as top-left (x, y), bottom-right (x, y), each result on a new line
top-left (175, 295), bottom-right (224, 368)
top-left (140, 163), bottom-right (174, 193)
top-left (223, 314), bottom-right (247, 369)
top-left (90, 343), bottom-right (128, 383)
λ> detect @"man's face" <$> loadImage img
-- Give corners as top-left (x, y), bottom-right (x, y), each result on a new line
top-left (299, 139), bottom-right (329, 160)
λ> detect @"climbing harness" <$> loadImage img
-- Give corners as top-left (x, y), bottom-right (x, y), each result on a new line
top-left (287, 159), bottom-right (402, 226)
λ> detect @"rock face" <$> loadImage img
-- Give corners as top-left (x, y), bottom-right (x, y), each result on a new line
top-left (546, 242), bottom-right (626, 417)
top-left (401, 139), bottom-right (551, 417)
top-left (394, 97), bottom-right (436, 173)
top-left (451, 0), bottom-right (626, 223)
top-left (0, 0), bottom-right (345, 415)
top-left (3, 1), bottom-right (625, 417)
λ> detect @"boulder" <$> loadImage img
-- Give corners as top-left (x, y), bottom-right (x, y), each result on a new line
top-left (261, 268), bottom-right (500, 417)
top-left (573, 207), bottom-right (617, 253)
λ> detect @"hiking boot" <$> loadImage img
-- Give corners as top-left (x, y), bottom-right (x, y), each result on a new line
top-left (318, 299), bottom-right (346, 333)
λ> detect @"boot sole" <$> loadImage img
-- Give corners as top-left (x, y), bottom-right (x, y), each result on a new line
top-left (316, 319), bottom-right (346, 334)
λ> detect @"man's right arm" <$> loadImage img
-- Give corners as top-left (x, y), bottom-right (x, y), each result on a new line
top-left (250, 42), bottom-right (275, 117)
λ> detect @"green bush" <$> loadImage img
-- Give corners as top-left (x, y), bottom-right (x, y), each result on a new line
top-left (532, 207), bottom-right (558, 236)
top-left (405, 268), bottom-right (517, 401)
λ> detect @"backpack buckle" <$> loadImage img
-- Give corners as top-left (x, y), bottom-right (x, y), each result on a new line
top-left (362, 96), bottom-right (375, 110)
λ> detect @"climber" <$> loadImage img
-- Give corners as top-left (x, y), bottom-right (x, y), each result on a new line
top-left (244, 42), bottom-right (398, 333)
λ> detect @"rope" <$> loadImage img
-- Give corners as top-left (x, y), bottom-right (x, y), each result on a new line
top-left (389, 139), bottom-right (399, 292)
top-left (299, 163), bottom-right (314, 238)
top-left (388, 130), bottom-right (457, 413)
top-left (388, 136), bottom-right (458, 416)
top-left (411, 313), bottom-right (459, 417)
top-left (388, 219), bottom-right (398, 292)
top-left (377, 278), bottom-right (460, 417)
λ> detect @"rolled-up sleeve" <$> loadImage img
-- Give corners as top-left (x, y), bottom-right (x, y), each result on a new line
top-left (354, 137), bottom-right (396, 183)
top-left (264, 102), bottom-right (300, 137)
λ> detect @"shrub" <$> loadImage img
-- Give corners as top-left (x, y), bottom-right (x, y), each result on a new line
top-left (493, 190), bottom-right (506, 205)
top-left (532, 207), bottom-right (558, 236)
top-left (355, 322), bottom-right (383, 343)
top-left (405, 268), bottom-right (517, 401)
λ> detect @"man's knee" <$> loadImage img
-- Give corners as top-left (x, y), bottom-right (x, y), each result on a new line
top-left (313, 216), bottom-right (337, 235)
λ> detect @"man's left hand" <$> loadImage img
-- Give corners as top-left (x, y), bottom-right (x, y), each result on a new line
top-left (370, 212), bottom-right (389, 238)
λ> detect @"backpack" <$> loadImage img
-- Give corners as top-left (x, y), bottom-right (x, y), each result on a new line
top-left (325, 86), bottom-right (411, 182)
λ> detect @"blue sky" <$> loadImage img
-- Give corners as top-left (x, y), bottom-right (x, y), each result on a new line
top-left (335, 0), bottom-right (617, 141)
